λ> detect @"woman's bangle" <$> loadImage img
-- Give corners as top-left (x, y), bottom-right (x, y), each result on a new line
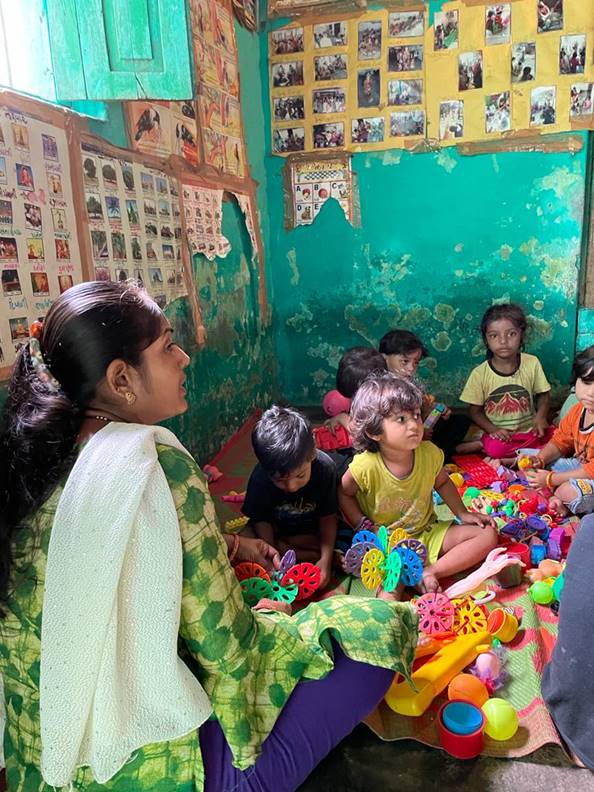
top-left (546, 471), bottom-right (555, 490)
top-left (228, 533), bottom-right (241, 563)
top-left (534, 455), bottom-right (545, 469)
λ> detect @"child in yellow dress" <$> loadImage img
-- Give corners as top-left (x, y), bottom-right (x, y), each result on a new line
top-left (339, 372), bottom-right (497, 593)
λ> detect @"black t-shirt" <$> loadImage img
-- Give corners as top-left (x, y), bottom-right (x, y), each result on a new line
top-left (242, 450), bottom-right (337, 536)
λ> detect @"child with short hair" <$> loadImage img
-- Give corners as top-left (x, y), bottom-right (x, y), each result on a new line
top-left (325, 345), bottom-right (388, 435)
top-left (339, 372), bottom-right (497, 594)
top-left (243, 406), bottom-right (337, 588)
top-left (525, 346), bottom-right (594, 515)
top-left (379, 328), bottom-right (475, 460)
top-left (460, 303), bottom-right (552, 461)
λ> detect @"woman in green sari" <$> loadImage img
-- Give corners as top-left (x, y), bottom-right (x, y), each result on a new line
top-left (0, 280), bottom-right (417, 791)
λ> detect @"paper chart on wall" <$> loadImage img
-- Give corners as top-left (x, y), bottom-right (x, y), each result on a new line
top-left (289, 155), bottom-right (354, 226)
top-left (128, 101), bottom-right (200, 167)
top-left (182, 183), bottom-right (231, 261)
top-left (234, 192), bottom-right (258, 259)
top-left (81, 144), bottom-right (187, 308)
top-left (269, 0), bottom-right (594, 153)
top-left (189, 0), bottom-right (248, 177)
top-left (0, 108), bottom-right (84, 370)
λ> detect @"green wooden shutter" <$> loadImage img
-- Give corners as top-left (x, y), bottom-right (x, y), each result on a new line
top-left (45, 0), bottom-right (193, 100)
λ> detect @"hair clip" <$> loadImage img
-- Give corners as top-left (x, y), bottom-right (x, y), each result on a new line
top-left (29, 337), bottom-right (61, 393)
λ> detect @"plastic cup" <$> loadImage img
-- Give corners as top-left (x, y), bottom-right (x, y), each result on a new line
top-left (487, 607), bottom-right (519, 642)
top-left (438, 700), bottom-right (485, 759)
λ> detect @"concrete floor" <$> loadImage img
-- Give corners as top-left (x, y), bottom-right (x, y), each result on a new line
top-left (299, 724), bottom-right (594, 792)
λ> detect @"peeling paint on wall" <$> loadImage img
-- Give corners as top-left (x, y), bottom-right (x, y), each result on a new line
top-left (287, 248), bottom-right (300, 285)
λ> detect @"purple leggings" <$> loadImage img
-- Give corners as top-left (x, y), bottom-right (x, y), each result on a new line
top-left (200, 643), bottom-right (393, 792)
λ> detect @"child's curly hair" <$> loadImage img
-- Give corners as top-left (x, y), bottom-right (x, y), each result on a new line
top-left (349, 372), bottom-right (424, 452)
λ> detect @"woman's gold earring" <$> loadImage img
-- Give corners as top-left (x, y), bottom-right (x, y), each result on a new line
top-left (125, 391), bottom-right (136, 405)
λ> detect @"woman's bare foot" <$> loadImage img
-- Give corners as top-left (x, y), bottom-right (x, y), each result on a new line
top-left (418, 571), bottom-right (441, 594)
top-left (548, 496), bottom-right (569, 517)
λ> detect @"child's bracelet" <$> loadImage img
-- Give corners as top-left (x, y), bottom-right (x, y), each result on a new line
top-left (228, 533), bottom-right (241, 563)
top-left (546, 471), bottom-right (555, 490)
top-left (355, 515), bottom-right (374, 532)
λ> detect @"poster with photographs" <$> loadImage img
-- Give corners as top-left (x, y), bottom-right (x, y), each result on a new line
top-left (269, 2), bottom-right (594, 155)
top-left (181, 183), bottom-right (230, 261)
top-left (189, 0), bottom-right (248, 178)
top-left (128, 101), bottom-right (200, 167)
top-left (538, 0), bottom-right (563, 33)
top-left (287, 155), bottom-right (354, 227)
top-left (0, 107), bottom-right (84, 373)
top-left (512, 42), bottom-right (536, 82)
top-left (389, 12), bottom-right (424, 39)
top-left (81, 143), bottom-right (186, 308)
top-left (268, 0), bottom-right (360, 16)
top-left (485, 5), bottom-right (511, 45)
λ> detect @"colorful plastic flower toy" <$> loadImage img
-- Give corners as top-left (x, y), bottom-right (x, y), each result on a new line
top-left (234, 549), bottom-right (321, 606)
top-left (344, 525), bottom-right (426, 592)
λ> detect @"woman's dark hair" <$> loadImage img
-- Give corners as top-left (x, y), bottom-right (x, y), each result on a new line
top-left (0, 280), bottom-right (163, 608)
top-left (379, 329), bottom-right (428, 358)
top-left (349, 372), bottom-right (423, 453)
top-left (572, 346), bottom-right (594, 385)
top-left (252, 405), bottom-right (315, 478)
top-left (480, 303), bottom-right (527, 358)
top-left (336, 346), bottom-right (387, 398)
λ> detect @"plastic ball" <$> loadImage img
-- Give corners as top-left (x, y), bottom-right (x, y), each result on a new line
top-left (447, 673), bottom-right (489, 708)
top-left (474, 651), bottom-right (501, 680)
top-left (529, 581), bottom-right (554, 605)
top-left (464, 486), bottom-right (481, 499)
top-left (449, 472), bottom-right (465, 488)
top-left (481, 698), bottom-right (519, 741)
top-left (322, 389), bottom-right (352, 417)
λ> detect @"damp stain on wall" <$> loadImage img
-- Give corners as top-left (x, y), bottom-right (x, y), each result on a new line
top-left (265, 135), bottom-right (589, 406)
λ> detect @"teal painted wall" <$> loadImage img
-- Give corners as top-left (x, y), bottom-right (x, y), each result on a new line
top-left (260, 14), bottom-right (589, 407)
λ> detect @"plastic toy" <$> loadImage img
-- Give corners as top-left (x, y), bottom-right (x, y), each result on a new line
top-left (234, 550), bottom-right (321, 606)
top-left (525, 558), bottom-right (563, 583)
top-left (322, 389), bottom-right (351, 417)
top-left (451, 597), bottom-right (489, 635)
top-left (385, 630), bottom-right (492, 716)
top-left (312, 424), bottom-right (351, 451)
top-left (481, 698), bottom-right (519, 741)
top-left (225, 515), bottom-right (249, 532)
top-left (439, 701), bottom-right (485, 759)
top-left (449, 472), bottom-right (465, 488)
top-left (203, 464), bottom-right (223, 482)
top-left (414, 593), bottom-right (455, 634)
top-left (452, 455), bottom-right (499, 487)
top-left (529, 580), bottom-right (555, 605)
top-left (345, 526), bottom-right (426, 592)
top-left (424, 403), bottom-right (446, 430)
top-left (447, 673), bottom-right (489, 708)
top-left (552, 572), bottom-right (565, 602)
top-left (442, 700), bottom-right (484, 735)
top-left (530, 542), bottom-right (547, 567)
top-left (487, 608), bottom-right (519, 643)
top-left (444, 547), bottom-right (524, 600)
top-left (474, 650), bottom-right (502, 682)
top-left (221, 490), bottom-right (245, 503)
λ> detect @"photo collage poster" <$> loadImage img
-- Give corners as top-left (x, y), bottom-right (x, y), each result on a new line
top-left (289, 155), bottom-right (354, 226)
top-left (182, 183), bottom-right (231, 261)
top-left (0, 108), bottom-right (83, 369)
top-left (189, 0), bottom-right (248, 177)
top-left (81, 143), bottom-right (187, 308)
top-left (269, 0), bottom-right (594, 154)
top-left (128, 101), bottom-right (200, 167)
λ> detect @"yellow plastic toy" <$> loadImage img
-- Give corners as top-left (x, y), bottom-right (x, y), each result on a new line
top-left (224, 515), bottom-right (249, 532)
top-left (385, 630), bottom-right (493, 717)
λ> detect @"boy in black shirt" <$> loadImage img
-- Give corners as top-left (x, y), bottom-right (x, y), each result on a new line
top-left (243, 406), bottom-right (337, 589)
